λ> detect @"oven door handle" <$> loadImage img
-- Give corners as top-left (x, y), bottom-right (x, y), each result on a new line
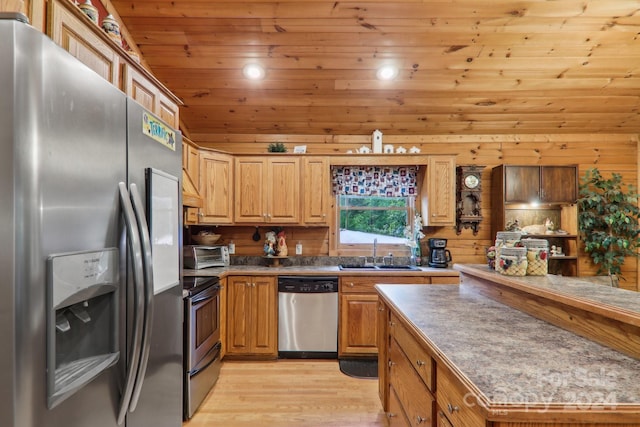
top-left (128, 183), bottom-right (155, 413)
top-left (189, 342), bottom-right (222, 376)
top-left (191, 284), bottom-right (221, 305)
top-left (117, 182), bottom-right (145, 426)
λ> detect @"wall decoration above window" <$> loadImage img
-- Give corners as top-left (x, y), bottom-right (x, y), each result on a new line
top-left (331, 166), bottom-right (417, 197)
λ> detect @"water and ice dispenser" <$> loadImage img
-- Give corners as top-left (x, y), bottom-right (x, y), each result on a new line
top-left (46, 249), bottom-right (120, 409)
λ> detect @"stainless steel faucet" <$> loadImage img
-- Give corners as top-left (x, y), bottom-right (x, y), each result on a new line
top-left (373, 238), bottom-right (378, 266)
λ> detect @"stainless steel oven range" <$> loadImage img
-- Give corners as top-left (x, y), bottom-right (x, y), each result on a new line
top-left (183, 276), bottom-right (222, 420)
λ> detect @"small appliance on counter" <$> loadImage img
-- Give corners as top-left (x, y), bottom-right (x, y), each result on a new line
top-left (184, 245), bottom-right (230, 269)
top-left (427, 238), bottom-right (452, 268)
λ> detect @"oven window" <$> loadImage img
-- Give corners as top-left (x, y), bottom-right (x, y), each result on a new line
top-left (195, 298), bottom-right (218, 347)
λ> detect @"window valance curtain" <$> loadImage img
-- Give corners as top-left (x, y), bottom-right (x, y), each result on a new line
top-left (331, 166), bottom-right (418, 197)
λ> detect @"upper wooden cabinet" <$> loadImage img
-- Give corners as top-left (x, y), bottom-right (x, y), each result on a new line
top-left (498, 165), bottom-right (578, 204)
top-left (47, 0), bottom-right (181, 128)
top-left (47, 0), bottom-right (121, 86)
top-left (421, 155), bottom-right (456, 226)
top-left (122, 63), bottom-right (179, 129)
top-left (199, 150), bottom-right (233, 224)
top-left (234, 156), bottom-right (300, 224)
top-left (302, 157), bottom-right (330, 224)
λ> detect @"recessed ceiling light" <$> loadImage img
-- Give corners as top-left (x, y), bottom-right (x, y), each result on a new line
top-left (243, 64), bottom-right (265, 80)
top-left (376, 65), bottom-right (398, 81)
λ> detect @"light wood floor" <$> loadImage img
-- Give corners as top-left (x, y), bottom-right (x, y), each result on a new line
top-left (183, 360), bottom-right (387, 427)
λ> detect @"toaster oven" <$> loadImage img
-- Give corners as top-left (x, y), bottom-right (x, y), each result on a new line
top-left (183, 245), bottom-right (230, 269)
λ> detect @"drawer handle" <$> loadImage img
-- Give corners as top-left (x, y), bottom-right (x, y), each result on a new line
top-left (447, 403), bottom-right (460, 414)
top-left (416, 359), bottom-right (425, 367)
top-left (416, 415), bottom-right (427, 423)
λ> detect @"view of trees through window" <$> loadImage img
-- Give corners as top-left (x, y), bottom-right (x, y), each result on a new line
top-left (338, 195), bottom-right (411, 244)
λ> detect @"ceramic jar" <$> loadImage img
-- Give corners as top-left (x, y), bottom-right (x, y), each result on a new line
top-left (78, 0), bottom-right (98, 25)
top-left (522, 238), bottom-right (549, 276)
top-left (496, 247), bottom-right (527, 276)
top-left (102, 14), bottom-right (122, 45)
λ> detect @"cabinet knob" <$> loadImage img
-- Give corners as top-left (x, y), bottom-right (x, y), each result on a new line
top-left (416, 415), bottom-right (427, 423)
top-left (447, 403), bottom-right (459, 414)
top-left (387, 412), bottom-right (396, 418)
top-left (349, 282), bottom-right (354, 287)
top-left (388, 360), bottom-right (396, 367)
top-left (416, 359), bottom-right (425, 367)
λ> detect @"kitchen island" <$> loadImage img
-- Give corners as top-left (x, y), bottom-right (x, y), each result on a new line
top-left (376, 266), bottom-right (640, 426)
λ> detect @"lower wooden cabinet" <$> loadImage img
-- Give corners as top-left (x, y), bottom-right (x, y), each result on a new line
top-left (339, 275), bottom-right (455, 357)
top-left (389, 337), bottom-right (434, 426)
top-left (226, 275), bottom-right (277, 357)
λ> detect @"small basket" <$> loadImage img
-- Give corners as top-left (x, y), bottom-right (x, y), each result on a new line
top-left (192, 233), bottom-right (221, 245)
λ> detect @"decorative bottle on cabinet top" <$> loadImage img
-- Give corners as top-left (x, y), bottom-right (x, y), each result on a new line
top-left (78, 0), bottom-right (98, 25)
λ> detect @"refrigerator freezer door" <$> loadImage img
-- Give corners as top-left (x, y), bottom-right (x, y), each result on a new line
top-left (0, 20), bottom-right (127, 427)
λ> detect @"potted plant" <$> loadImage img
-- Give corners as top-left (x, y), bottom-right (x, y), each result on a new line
top-left (577, 168), bottom-right (640, 286)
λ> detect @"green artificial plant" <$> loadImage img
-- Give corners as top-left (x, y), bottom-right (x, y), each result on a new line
top-left (267, 142), bottom-right (287, 152)
top-left (577, 168), bottom-right (640, 286)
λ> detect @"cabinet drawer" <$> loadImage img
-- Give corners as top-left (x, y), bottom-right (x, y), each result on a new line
top-left (436, 364), bottom-right (484, 427)
top-left (389, 337), bottom-right (434, 427)
top-left (429, 276), bottom-right (459, 285)
top-left (388, 386), bottom-right (411, 427)
top-left (390, 313), bottom-right (434, 391)
top-left (340, 276), bottom-right (427, 293)
top-left (436, 408), bottom-right (454, 427)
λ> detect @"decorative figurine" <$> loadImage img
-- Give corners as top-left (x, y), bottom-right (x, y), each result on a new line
top-left (277, 230), bottom-right (288, 256)
top-left (264, 231), bottom-right (276, 256)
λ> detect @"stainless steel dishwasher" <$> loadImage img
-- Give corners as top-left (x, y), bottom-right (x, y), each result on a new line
top-left (278, 276), bottom-right (339, 358)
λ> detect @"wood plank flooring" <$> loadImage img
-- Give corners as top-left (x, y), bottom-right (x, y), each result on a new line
top-left (183, 360), bottom-right (387, 427)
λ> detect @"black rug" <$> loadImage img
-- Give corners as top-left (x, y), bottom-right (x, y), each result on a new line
top-left (339, 358), bottom-right (378, 379)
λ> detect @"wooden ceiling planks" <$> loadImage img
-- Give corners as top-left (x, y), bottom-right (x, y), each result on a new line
top-left (110, 0), bottom-right (640, 139)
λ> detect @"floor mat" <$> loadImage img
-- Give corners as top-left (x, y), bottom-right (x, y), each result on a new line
top-left (339, 359), bottom-right (378, 379)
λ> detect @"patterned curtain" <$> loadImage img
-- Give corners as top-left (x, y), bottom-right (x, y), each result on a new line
top-left (331, 166), bottom-right (418, 197)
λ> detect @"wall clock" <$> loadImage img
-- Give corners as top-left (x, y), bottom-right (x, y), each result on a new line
top-left (456, 165), bottom-right (484, 235)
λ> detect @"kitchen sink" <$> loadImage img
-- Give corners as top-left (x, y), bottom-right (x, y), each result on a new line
top-left (338, 264), bottom-right (421, 271)
top-left (376, 265), bottom-right (421, 270)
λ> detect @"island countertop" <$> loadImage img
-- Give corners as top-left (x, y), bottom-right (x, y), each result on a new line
top-left (376, 283), bottom-right (640, 422)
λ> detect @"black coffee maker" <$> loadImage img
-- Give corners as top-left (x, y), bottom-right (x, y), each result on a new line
top-left (427, 238), bottom-right (452, 268)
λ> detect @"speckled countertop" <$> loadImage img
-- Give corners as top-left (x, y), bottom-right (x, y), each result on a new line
top-left (456, 264), bottom-right (640, 319)
top-left (183, 264), bottom-right (458, 277)
top-left (376, 283), bottom-right (640, 408)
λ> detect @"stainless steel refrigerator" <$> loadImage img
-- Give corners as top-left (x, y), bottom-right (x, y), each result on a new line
top-left (0, 14), bottom-right (183, 427)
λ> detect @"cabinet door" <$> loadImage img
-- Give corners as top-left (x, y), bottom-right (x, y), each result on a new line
top-left (183, 143), bottom-right (200, 187)
top-left (250, 276), bottom-right (278, 355)
top-left (541, 166), bottom-right (577, 203)
top-left (423, 156), bottom-right (456, 226)
top-left (234, 157), bottom-right (266, 222)
top-left (200, 151), bottom-right (233, 224)
top-left (48, 0), bottom-right (121, 86)
top-left (378, 301), bottom-right (390, 407)
top-left (226, 276), bottom-right (253, 354)
top-left (339, 294), bottom-right (379, 356)
top-left (268, 157), bottom-right (301, 223)
top-left (504, 166), bottom-right (540, 203)
top-left (303, 157), bottom-right (329, 224)
top-left (157, 91), bottom-right (180, 129)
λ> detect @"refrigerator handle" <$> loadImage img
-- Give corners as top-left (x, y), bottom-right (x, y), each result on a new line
top-left (116, 182), bottom-right (145, 426)
top-left (128, 183), bottom-right (155, 412)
